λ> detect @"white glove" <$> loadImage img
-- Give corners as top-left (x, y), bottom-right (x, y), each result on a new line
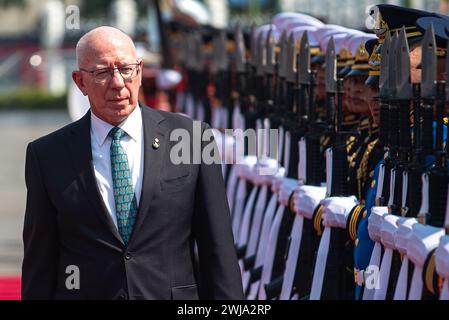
top-left (368, 207), bottom-right (389, 242)
top-left (236, 155), bottom-right (257, 180)
top-left (380, 214), bottom-right (400, 250)
top-left (264, 167), bottom-right (286, 186)
top-left (253, 157), bottom-right (280, 185)
top-left (407, 224), bottom-right (444, 268)
top-left (394, 217), bottom-right (418, 256)
top-left (256, 163), bottom-right (285, 186)
top-left (293, 185), bottom-right (327, 219)
top-left (321, 196), bottom-right (358, 228)
top-left (278, 178), bottom-right (299, 207)
top-left (271, 176), bottom-right (283, 194)
top-left (435, 235), bottom-right (449, 279)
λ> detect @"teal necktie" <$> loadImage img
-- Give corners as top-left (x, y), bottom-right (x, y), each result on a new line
top-left (109, 126), bottom-right (138, 245)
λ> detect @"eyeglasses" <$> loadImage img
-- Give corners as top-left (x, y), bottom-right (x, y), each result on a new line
top-left (80, 62), bottom-right (141, 84)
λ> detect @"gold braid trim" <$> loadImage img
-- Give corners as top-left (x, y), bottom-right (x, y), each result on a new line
top-left (313, 205), bottom-right (324, 236)
top-left (357, 138), bottom-right (379, 200)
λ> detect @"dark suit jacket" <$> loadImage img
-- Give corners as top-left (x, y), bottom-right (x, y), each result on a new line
top-left (21, 106), bottom-right (243, 300)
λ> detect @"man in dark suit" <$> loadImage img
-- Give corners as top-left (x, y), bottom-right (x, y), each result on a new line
top-left (21, 26), bottom-right (243, 300)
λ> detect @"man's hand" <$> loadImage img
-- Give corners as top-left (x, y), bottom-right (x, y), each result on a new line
top-left (407, 224), bottom-right (444, 268)
top-left (321, 196), bottom-right (358, 228)
top-left (293, 185), bottom-right (326, 219)
top-left (394, 217), bottom-right (418, 256)
top-left (368, 207), bottom-right (388, 242)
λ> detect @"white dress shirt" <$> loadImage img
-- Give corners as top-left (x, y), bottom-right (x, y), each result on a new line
top-left (90, 105), bottom-right (144, 228)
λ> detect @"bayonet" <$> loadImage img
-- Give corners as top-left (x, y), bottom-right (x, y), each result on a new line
top-left (250, 23), bottom-right (258, 69)
top-left (278, 30), bottom-right (287, 80)
top-left (424, 23), bottom-right (449, 227)
top-left (421, 24), bottom-right (437, 101)
top-left (234, 22), bottom-right (247, 105)
top-left (265, 28), bottom-right (276, 109)
top-left (393, 27), bottom-right (413, 216)
top-left (388, 31), bottom-right (398, 100)
top-left (255, 31), bottom-right (266, 116)
top-left (297, 31), bottom-right (311, 124)
top-left (298, 31), bottom-right (311, 85)
top-left (325, 37), bottom-right (337, 94)
top-left (276, 30), bottom-right (287, 112)
top-left (265, 28), bottom-right (276, 76)
top-left (325, 36), bottom-right (337, 133)
top-left (285, 33), bottom-right (297, 119)
top-left (286, 33), bottom-right (296, 84)
top-left (379, 32), bottom-right (391, 100)
top-left (395, 27), bottom-right (412, 101)
top-left (256, 31), bottom-right (265, 78)
top-left (235, 23), bottom-right (246, 73)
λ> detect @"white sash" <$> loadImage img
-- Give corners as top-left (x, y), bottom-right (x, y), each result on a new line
top-left (246, 194), bottom-right (279, 299)
top-left (325, 147), bottom-right (333, 197)
top-left (408, 265), bottom-right (424, 300)
top-left (393, 256), bottom-right (409, 300)
top-left (310, 227), bottom-right (332, 300)
top-left (374, 248), bottom-right (393, 300)
top-left (387, 168), bottom-right (396, 208)
top-left (375, 164), bottom-right (385, 200)
top-left (258, 205), bottom-right (286, 300)
top-left (363, 242), bottom-right (382, 300)
top-left (280, 215), bottom-right (304, 300)
top-left (298, 138), bottom-right (307, 184)
top-left (232, 179), bottom-right (247, 239)
top-left (401, 171), bottom-right (408, 213)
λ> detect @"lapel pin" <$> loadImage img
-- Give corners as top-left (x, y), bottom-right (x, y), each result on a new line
top-left (152, 138), bottom-right (160, 149)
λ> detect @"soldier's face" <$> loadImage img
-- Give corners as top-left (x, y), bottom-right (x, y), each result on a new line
top-left (345, 75), bottom-right (370, 114)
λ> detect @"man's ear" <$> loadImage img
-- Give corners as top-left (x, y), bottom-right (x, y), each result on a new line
top-left (138, 60), bottom-right (143, 86)
top-left (72, 71), bottom-right (88, 96)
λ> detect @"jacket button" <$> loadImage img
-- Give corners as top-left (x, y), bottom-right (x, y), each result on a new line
top-left (124, 252), bottom-right (132, 260)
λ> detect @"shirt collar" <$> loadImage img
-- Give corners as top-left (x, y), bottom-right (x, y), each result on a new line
top-left (91, 103), bottom-right (142, 147)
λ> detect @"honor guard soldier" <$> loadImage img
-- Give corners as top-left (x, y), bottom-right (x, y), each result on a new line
top-left (360, 4), bottom-right (441, 300)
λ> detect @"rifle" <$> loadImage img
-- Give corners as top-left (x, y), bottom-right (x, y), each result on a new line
top-left (406, 25), bottom-right (436, 219)
top-left (392, 27), bottom-right (412, 216)
top-left (377, 32), bottom-right (393, 207)
top-left (233, 22), bottom-right (248, 128)
top-left (298, 31), bottom-right (325, 186)
top-left (426, 80), bottom-right (449, 227)
top-left (214, 30), bottom-right (232, 128)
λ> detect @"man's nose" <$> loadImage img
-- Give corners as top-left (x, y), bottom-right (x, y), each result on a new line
top-left (109, 70), bottom-right (125, 88)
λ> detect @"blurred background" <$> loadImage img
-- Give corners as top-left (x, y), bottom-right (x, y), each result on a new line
top-left (1, 0), bottom-right (449, 299)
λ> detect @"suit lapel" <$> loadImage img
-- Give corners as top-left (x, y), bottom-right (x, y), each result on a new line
top-left (67, 111), bottom-right (125, 246)
top-left (128, 106), bottom-right (168, 245)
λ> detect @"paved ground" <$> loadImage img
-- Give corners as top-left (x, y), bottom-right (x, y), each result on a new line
top-left (0, 111), bottom-right (71, 275)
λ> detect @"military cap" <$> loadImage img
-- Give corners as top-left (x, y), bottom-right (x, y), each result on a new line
top-left (255, 24), bottom-right (280, 41)
top-left (369, 4), bottom-right (437, 45)
top-left (272, 12), bottom-right (324, 32)
top-left (347, 33), bottom-right (378, 77)
top-left (320, 32), bottom-right (351, 74)
top-left (313, 25), bottom-right (349, 64)
top-left (365, 38), bottom-right (381, 86)
top-left (416, 16), bottom-right (449, 56)
top-left (338, 31), bottom-right (367, 75)
top-left (334, 30), bottom-right (369, 76)
top-left (289, 25), bottom-right (320, 55)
